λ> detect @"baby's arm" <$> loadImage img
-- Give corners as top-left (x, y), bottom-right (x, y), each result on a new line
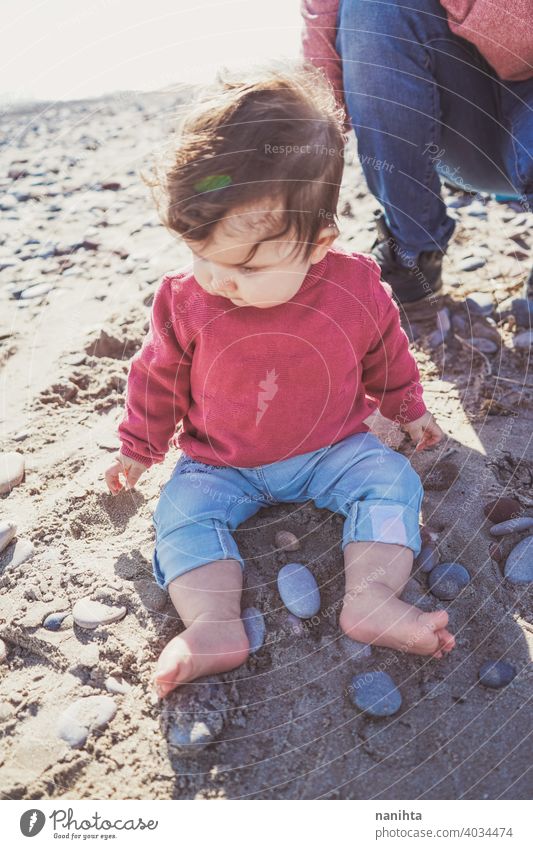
top-left (361, 272), bottom-right (443, 449)
top-left (106, 275), bottom-right (192, 493)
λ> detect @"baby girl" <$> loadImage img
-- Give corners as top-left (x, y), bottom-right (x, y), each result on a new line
top-left (105, 63), bottom-right (455, 700)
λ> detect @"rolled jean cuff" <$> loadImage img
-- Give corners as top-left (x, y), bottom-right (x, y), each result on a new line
top-left (341, 500), bottom-right (422, 557)
top-left (152, 518), bottom-right (246, 590)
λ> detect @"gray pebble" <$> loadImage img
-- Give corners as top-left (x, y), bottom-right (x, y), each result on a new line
top-left (277, 562), bottom-right (320, 619)
top-left (0, 638), bottom-right (7, 662)
top-left (0, 538), bottom-right (35, 568)
top-left (73, 597), bottom-right (127, 630)
top-left (427, 328), bottom-right (446, 349)
top-left (459, 257), bottom-right (487, 272)
top-left (504, 537), bottom-right (533, 583)
top-left (20, 282), bottom-right (55, 299)
top-left (428, 562), bottom-right (471, 599)
top-left (465, 291), bottom-right (493, 315)
top-left (470, 337), bottom-right (499, 354)
top-left (43, 611), bottom-right (70, 631)
top-left (478, 660), bottom-right (516, 689)
top-left (416, 543), bottom-right (439, 573)
top-left (349, 671), bottom-right (402, 717)
top-left (0, 520), bottom-right (17, 554)
top-left (0, 452), bottom-right (25, 494)
top-left (490, 516), bottom-right (533, 536)
top-left (104, 676), bottom-right (131, 695)
top-left (161, 681), bottom-right (226, 754)
top-left (242, 607), bottom-right (266, 654)
top-left (513, 330), bottom-right (533, 349)
top-left (511, 298), bottom-right (533, 327)
top-left (57, 695), bottom-right (117, 748)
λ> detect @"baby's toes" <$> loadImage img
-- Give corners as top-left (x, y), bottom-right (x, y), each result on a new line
top-left (438, 628), bottom-right (456, 653)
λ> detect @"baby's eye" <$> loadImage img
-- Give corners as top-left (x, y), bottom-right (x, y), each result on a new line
top-left (240, 266), bottom-right (258, 275)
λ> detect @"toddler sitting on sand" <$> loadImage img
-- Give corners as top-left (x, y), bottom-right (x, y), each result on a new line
top-left (105, 64), bottom-right (456, 700)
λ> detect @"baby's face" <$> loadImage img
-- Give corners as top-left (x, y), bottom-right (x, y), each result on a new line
top-left (185, 204), bottom-right (332, 309)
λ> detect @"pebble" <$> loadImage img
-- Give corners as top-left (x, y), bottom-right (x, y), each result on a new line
top-left (427, 328), bottom-right (446, 349)
top-left (43, 610), bottom-right (70, 631)
top-left (416, 543), bottom-right (439, 573)
top-left (72, 597), bottom-right (127, 630)
top-left (0, 520), bottom-right (17, 553)
top-left (459, 257), bottom-right (487, 272)
top-left (484, 497), bottom-right (522, 523)
top-left (470, 337), bottom-right (498, 354)
top-left (0, 638), bottom-right (7, 662)
top-left (277, 562), bottom-right (320, 619)
top-left (489, 542), bottom-right (504, 563)
top-left (20, 282), bottom-right (55, 300)
top-left (349, 671), bottom-right (402, 717)
top-left (451, 313), bottom-right (469, 335)
top-left (105, 676), bottom-right (131, 695)
top-left (428, 562), bottom-right (471, 599)
top-left (0, 452), bottom-right (25, 494)
top-left (466, 202), bottom-right (488, 218)
top-left (465, 291), bottom-right (493, 315)
top-left (423, 461), bottom-right (459, 491)
top-left (513, 330), bottom-right (533, 349)
top-left (57, 695), bottom-right (117, 748)
top-left (478, 660), bottom-right (516, 689)
top-left (161, 681), bottom-right (226, 753)
top-left (504, 537), bottom-right (533, 583)
top-left (511, 298), bottom-right (533, 327)
top-left (242, 607), bottom-right (266, 654)
top-left (490, 517), bottom-right (533, 536)
top-left (275, 530), bottom-right (301, 552)
top-left (0, 538), bottom-right (35, 568)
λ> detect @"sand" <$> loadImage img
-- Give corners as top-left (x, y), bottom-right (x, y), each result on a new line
top-left (0, 87), bottom-right (532, 800)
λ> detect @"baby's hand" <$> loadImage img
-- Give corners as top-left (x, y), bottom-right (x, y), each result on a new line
top-left (105, 451), bottom-right (149, 495)
top-left (401, 411), bottom-right (444, 452)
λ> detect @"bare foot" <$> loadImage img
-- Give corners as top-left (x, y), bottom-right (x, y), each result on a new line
top-left (152, 613), bottom-right (250, 699)
top-left (339, 584), bottom-right (456, 659)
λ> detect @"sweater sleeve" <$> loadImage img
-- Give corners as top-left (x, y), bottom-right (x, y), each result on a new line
top-left (117, 275), bottom-right (192, 468)
top-left (361, 269), bottom-right (428, 425)
top-left (300, 0), bottom-right (348, 118)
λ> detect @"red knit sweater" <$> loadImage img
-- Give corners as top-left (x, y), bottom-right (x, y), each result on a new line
top-left (117, 247), bottom-right (427, 469)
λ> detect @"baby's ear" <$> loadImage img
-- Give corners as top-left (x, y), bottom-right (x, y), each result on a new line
top-left (309, 223), bottom-right (338, 262)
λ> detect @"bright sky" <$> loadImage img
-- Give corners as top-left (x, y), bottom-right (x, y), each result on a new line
top-left (1, 0), bottom-right (303, 103)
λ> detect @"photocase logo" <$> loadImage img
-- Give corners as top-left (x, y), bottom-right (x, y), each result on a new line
top-left (256, 368), bottom-right (279, 424)
top-left (20, 809), bottom-right (46, 837)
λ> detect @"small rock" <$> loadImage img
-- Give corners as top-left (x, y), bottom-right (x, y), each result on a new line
top-left (504, 537), bottom-right (533, 583)
top-left (490, 516), bottom-right (533, 536)
top-left (349, 671), bottom-right (402, 717)
top-left (105, 676), bottom-right (131, 695)
top-left (466, 202), bottom-right (488, 218)
top-left (423, 461), bottom-right (459, 491)
top-left (478, 660), bottom-right (516, 689)
top-left (484, 497), bottom-right (522, 523)
top-left (275, 530), bottom-right (301, 552)
top-left (428, 562), bottom-right (471, 599)
top-left (465, 291), bottom-right (493, 315)
top-left (0, 638), bottom-right (7, 662)
top-left (451, 313), bottom-right (469, 335)
top-left (471, 321), bottom-right (501, 344)
top-left (160, 681), bottom-right (227, 753)
top-left (43, 610), bottom-right (70, 631)
top-left (470, 337), bottom-right (498, 354)
top-left (0, 520), bottom-right (17, 553)
top-left (72, 597), bottom-right (127, 630)
top-left (513, 330), bottom-right (533, 349)
top-left (277, 562), bottom-right (320, 619)
top-left (416, 543), bottom-right (439, 573)
top-left (0, 537), bottom-right (35, 568)
top-left (57, 695), bottom-right (117, 748)
top-left (510, 298), bottom-right (533, 327)
top-left (20, 282), bottom-right (55, 300)
top-left (427, 328), bottom-right (446, 349)
top-left (242, 607), bottom-right (266, 654)
top-left (0, 451), bottom-right (25, 494)
top-left (100, 181), bottom-right (121, 191)
top-left (459, 257), bottom-right (486, 272)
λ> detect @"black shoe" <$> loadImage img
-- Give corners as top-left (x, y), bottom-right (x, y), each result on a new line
top-left (371, 214), bottom-right (444, 303)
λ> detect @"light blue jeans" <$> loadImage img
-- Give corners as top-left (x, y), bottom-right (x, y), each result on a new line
top-left (151, 432), bottom-right (423, 590)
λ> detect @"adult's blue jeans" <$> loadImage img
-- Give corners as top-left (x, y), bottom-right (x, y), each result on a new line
top-left (336, 0), bottom-right (533, 259)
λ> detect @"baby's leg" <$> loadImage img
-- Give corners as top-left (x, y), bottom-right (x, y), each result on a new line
top-left (340, 541), bottom-right (455, 658)
top-left (152, 559), bottom-right (249, 699)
